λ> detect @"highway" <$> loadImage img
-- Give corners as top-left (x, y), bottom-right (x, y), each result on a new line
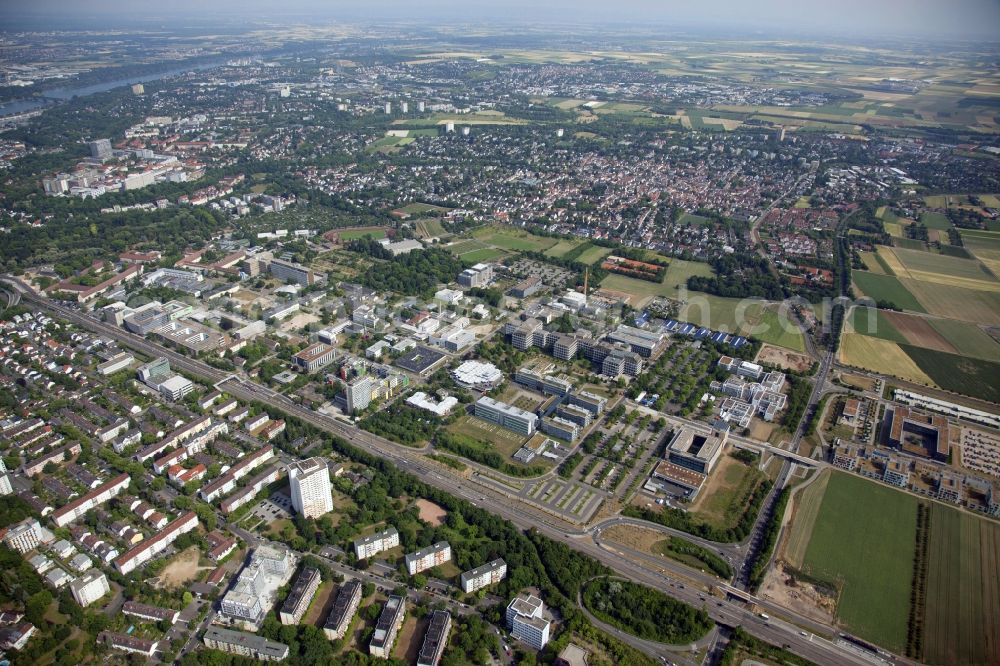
top-left (5, 280), bottom-right (892, 666)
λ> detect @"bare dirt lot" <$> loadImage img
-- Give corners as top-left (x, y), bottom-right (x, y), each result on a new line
top-left (601, 523), bottom-right (666, 555)
top-left (755, 344), bottom-right (814, 373)
top-left (837, 371), bottom-right (877, 392)
top-left (758, 562), bottom-right (837, 625)
top-left (881, 311), bottom-right (958, 354)
top-left (416, 498), bottom-right (448, 526)
top-left (153, 546), bottom-right (213, 590)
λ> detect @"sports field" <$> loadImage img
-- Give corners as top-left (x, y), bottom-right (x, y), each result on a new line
top-left (838, 333), bottom-right (936, 386)
top-left (339, 228), bottom-right (387, 241)
top-left (797, 472), bottom-right (918, 652)
top-left (923, 503), bottom-right (1000, 666)
top-left (470, 227), bottom-right (559, 252)
top-left (852, 271), bottom-right (926, 312)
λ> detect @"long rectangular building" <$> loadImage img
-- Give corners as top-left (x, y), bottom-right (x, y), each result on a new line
top-left (370, 595), bottom-right (406, 658)
top-left (114, 511), bottom-right (198, 574)
top-left (323, 579), bottom-right (362, 640)
top-left (219, 464), bottom-right (282, 515)
top-left (279, 567), bottom-right (321, 625)
top-left (122, 601), bottom-right (180, 625)
top-left (201, 445), bottom-right (274, 502)
top-left (474, 396), bottom-right (538, 436)
top-left (51, 473), bottom-right (130, 528)
top-left (416, 610), bottom-right (452, 666)
top-left (203, 626), bottom-right (289, 662)
top-left (354, 527), bottom-right (399, 560)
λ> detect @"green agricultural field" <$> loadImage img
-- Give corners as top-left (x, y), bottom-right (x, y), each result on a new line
top-left (919, 212), bottom-right (952, 230)
top-left (926, 318), bottom-right (1000, 362)
top-left (852, 271), bottom-right (927, 312)
top-left (892, 247), bottom-right (1000, 285)
top-left (894, 237), bottom-right (927, 251)
top-left (799, 472), bottom-right (918, 653)
top-left (900, 344), bottom-right (1000, 403)
top-left (848, 307), bottom-right (908, 344)
top-left (446, 239), bottom-right (489, 256)
top-left (752, 307), bottom-right (807, 352)
top-left (923, 503), bottom-right (1000, 666)
top-left (413, 218), bottom-right (447, 238)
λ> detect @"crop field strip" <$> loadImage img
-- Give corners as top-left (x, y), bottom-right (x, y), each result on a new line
top-left (838, 333), bottom-right (936, 386)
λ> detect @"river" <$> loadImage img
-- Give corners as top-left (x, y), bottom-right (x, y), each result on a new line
top-left (0, 60), bottom-right (227, 117)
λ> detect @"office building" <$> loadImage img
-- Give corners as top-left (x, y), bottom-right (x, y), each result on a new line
top-left (457, 262), bottom-right (494, 287)
top-left (568, 391), bottom-right (606, 416)
top-left (553, 334), bottom-right (578, 361)
top-left (474, 397), bottom-right (538, 436)
top-left (541, 416), bottom-right (579, 442)
top-left (136, 357), bottom-right (171, 384)
top-left (279, 567), bottom-right (321, 625)
top-left (460, 559), bottom-right (507, 593)
top-left (203, 627), bottom-right (289, 662)
top-left (404, 541), bottom-right (451, 575)
top-left (323, 579), bottom-right (362, 640)
top-left (2, 518), bottom-right (43, 554)
top-left (507, 594), bottom-right (550, 649)
top-left (555, 403), bottom-right (592, 428)
top-left (158, 375), bottom-right (194, 401)
top-left (269, 258), bottom-right (318, 286)
top-left (369, 595), bottom-right (406, 658)
top-left (89, 139), bottom-right (113, 160)
top-left (69, 569), bottom-right (110, 607)
top-left (354, 527), bottom-right (399, 560)
top-left (416, 610), bottom-right (452, 666)
top-left (607, 324), bottom-right (666, 358)
top-left (288, 457), bottom-right (334, 518)
top-left (293, 342), bottom-right (338, 373)
top-left (666, 428), bottom-right (727, 475)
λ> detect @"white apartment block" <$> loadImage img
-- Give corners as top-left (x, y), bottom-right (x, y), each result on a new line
top-left (354, 527), bottom-right (399, 560)
top-left (404, 541), bottom-right (451, 576)
top-left (70, 569), bottom-right (110, 607)
top-left (460, 559), bottom-right (507, 593)
top-left (287, 457), bottom-right (334, 519)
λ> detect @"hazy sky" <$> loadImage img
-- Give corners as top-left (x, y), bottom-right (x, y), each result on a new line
top-left (4, 0), bottom-right (1000, 40)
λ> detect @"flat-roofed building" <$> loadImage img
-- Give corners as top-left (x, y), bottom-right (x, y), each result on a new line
top-left (1, 518), bottom-right (43, 554)
top-left (69, 569), bottom-right (110, 607)
top-left (884, 406), bottom-right (950, 462)
top-left (553, 334), bottom-right (578, 361)
top-left (404, 541), bottom-right (451, 575)
top-left (507, 594), bottom-right (550, 650)
top-left (354, 527), bottom-right (399, 560)
top-left (203, 626), bottom-right (289, 662)
top-left (279, 566), bottom-right (321, 625)
top-left (293, 342), bottom-right (338, 373)
top-left (568, 391), bottom-right (606, 416)
top-left (269, 258), bottom-right (319, 286)
top-left (607, 324), bottom-right (665, 357)
top-left (556, 403), bottom-right (592, 428)
top-left (287, 457), bottom-right (333, 518)
top-left (460, 559), bottom-right (507, 593)
top-left (323, 579), bottom-right (362, 640)
top-left (97, 352), bottom-right (134, 376)
top-left (652, 460), bottom-right (707, 497)
top-left (416, 610), bottom-right (452, 666)
top-left (541, 416), bottom-right (579, 442)
top-left (666, 428), bottom-right (727, 475)
top-left (474, 396), bottom-right (538, 436)
top-left (370, 595), bottom-right (406, 658)
top-left (458, 262), bottom-right (493, 288)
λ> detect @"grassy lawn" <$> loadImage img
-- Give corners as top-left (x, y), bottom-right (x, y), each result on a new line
top-left (544, 238), bottom-right (587, 257)
top-left (919, 211), bottom-right (952, 230)
top-left (471, 227), bottom-right (559, 252)
top-left (852, 271), bottom-right (927, 312)
top-left (924, 502), bottom-right (1000, 666)
top-left (459, 248), bottom-right (508, 264)
top-left (753, 307), bottom-right (806, 352)
top-left (800, 472), bottom-right (918, 653)
top-left (445, 415), bottom-right (528, 458)
top-left (340, 228), bottom-right (387, 241)
top-left (397, 202), bottom-right (451, 215)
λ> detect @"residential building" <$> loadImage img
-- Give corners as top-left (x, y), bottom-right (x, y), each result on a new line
top-left (369, 596), bottom-right (406, 658)
top-left (69, 569), bottom-right (110, 607)
top-left (203, 627), bottom-right (289, 662)
top-left (474, 397), bottom-right (538, 436)
top-left (2, 518), bottom-right (43, 554)
top-left (416, 610), bottom-right (452, 666)
top-left (288, 457), bottom-right (334, 518)
top-left (99, 632), bottom-right (158, 657)
top-left (460, 559), bottom-right (507, 593)
top-left (269, 258), bottom-right (319, 286)
top-left (354, 527), bottom-right (399, 560)
top-left (113, 511), bottom-right (199, 574)
top-left (507, 594), bottom-right (550, 649)
top-left (122, 601), bottom-right (180, 625)
top-left (279, 567), bottom-right (321, 625)
top-left (323, 579), bottom-right (362, 640)
top-left (404, 541), bottom-right (451, 575)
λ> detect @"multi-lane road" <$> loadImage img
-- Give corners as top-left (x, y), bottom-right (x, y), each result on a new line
top-left (5, 280), bottom-right (892, 666)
